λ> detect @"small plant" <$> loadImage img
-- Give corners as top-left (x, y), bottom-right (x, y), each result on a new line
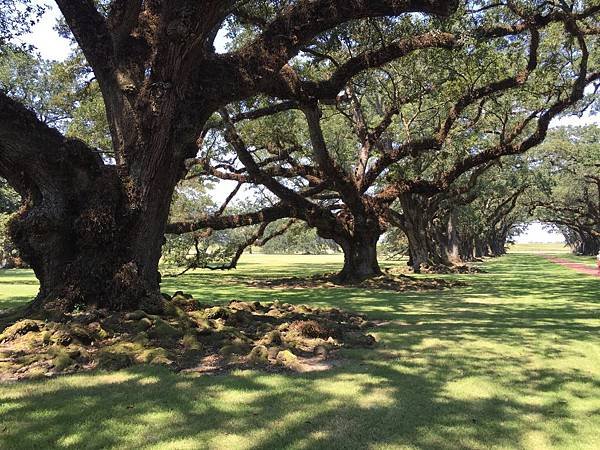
top-left (72, 303), bottom-right (87, 313)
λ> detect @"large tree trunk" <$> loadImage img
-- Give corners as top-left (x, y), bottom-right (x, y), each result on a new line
top-left (0, 92), bottom-right (178, 313)
top-left (405, 227), bottom-right (433, 273)
top-left (337, 232), bottom-right (382, 283)
top-left (310, 207), bottom-right (383, 283)
top-left (487, 230), bottom-right (507, 256)
top-left (398, 193), bottom-right (444, 273)
top-left (442, 212), bottom-right (461, 263)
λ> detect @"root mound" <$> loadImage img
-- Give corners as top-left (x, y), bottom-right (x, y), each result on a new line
top-left (246, 272), bottom-right (463, 291)
top-left (0, 294), bottom-right (376, 381)
top-left (388, 264), bottom-right (486, 275)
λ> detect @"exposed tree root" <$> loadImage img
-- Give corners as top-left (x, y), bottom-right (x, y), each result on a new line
top-left (388, 264), bottom-right (487, 275)
top-left (244, 272), bottom-right (464, 291)
top-left (0, 294), bottom-right (376, 381)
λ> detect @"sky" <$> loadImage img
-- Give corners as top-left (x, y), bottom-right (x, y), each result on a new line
top-left (18, 3), bottom-right (600, 244)
top-left (513, 222), bottom-right (564, 244)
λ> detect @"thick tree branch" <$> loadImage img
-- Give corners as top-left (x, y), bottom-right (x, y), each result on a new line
top-left (0, 91), bottom-right (105, 198)
top-left (307, 32), bottom-right (458, 100)
top-left (54, 0), bottom-right (117, 90)
top-left (166, 204), bottom-right (304, 234)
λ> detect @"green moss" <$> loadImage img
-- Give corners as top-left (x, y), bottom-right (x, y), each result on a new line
top-left (52, 352), bottom-right (74, 371)
top-left (162, 301), bottom-right (189, 320)
top-left (182, 333), bottom-right (202, 351)
top-left (219, 342), bottom-right (251, 357)
top-left (139, 347), bottom-right (172, 366)
top-left (247, 345), bottom-right (269, 365)
top-left (124, 310), bottom-right (151, 321)
top-left (68, 324), bottom-right (93, 345)
top-left (96, 351), bottom-right (132, 370)
top-left (88, 322), bottom-right (110, 340)
top-left (188, 314), bottom-right (213, 333)
top-left (275, 349), bottom-right (299, 368)
top-left (41, 331), bottom-right (53, 345)
top-left (0, 319), bottom-right (43, 341)
top-left (259, 330), bottom-right (282, 346)
top-left (24, 365), bottom-right (48, 379)
top-left (96, 341), bottom-right (145, 370)
top-left (203, 306), bottom-right (230, 320)
top-left (135, 317), bottom-right (153, 332)
top-left (132, 332), bottom-right (150, 346)
top-left (148, 319), bottom-right (184, 340)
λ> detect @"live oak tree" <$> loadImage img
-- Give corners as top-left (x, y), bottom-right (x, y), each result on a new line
top-left (0, 0), bottom-right (459, 311)
top-left (381, 158), bottom-right (534, 270)
top-left (0, 1), bottom-right (598, 310)
top-left (535, 125), bottom-right (600, 255)
top-left (167, 2), bottom-right (600, 279)
top-left (434, 161), bottom-right (535, 261)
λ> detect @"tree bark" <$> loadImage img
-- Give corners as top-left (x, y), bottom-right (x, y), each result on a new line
top-left (336, 231), bottom-right (382, 283)
top-left (443, 212), bottom-right (461, 263)
top-left (0, 92), bottom-right (172, 313)
top-left (398, 193), bottom-right (445, 273)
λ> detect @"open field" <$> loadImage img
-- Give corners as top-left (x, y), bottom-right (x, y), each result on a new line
top-left (507, 243), bottom-right (596, 268)
top-left (1, 252), bottom-right (600, 449)
top-left (507, 242), bottom-right (570, 254)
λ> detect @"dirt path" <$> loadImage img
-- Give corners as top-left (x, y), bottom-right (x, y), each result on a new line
top-left (543, 255), bottom-right (600, 277)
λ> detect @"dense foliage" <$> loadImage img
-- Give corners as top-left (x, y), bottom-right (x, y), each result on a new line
top-left (0, 1), bottom-right (598, 312)
top-left (535, 126), bottom-right (600, 255)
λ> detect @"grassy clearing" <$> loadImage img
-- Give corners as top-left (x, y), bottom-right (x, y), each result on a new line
top-left (507, 242), bottom-right (570, 254)
top-left (1, 252), bottom-right (600, 449)
top-left (508, 243), bottom-right (596, 268)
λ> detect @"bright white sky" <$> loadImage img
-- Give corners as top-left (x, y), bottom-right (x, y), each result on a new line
top-left (18, 2), bottom-right (600, 244)
top-left (514, 222), bottom-right (564, 243)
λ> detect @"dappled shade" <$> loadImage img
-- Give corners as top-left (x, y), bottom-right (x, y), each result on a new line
top-left (1, 253), bottom-right (599, 448)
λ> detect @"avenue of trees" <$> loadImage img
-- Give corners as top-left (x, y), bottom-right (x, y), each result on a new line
top-left (0, 1), bottom-right (599, 314)
top-left (535, 126), bottom-right (600, 254)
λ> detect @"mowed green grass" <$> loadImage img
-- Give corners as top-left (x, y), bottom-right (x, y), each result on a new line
top-left (1, 250), bottom-right (600, 450)
top-left (507, 242), bottom-right (570, 254)
top-left (507, 243), bottom-right (597, 268)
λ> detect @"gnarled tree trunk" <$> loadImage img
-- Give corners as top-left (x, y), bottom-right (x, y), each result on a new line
top-left (337, 232), bottom-right (382, 283)
top-left (440, 212), bottom-right (461, 264)
top-left (0, 91), bottom-right (184, 313)
top-left (398, 193), bottom-right (446, 273)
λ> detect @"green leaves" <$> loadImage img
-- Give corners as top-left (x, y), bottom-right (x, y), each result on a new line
top-left (0, 0), bottom-right (45, 44)
top-left (0, 46), bottom-right (111, 155)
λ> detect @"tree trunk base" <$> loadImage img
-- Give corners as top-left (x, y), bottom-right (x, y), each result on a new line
top-left (334, 267), bottom-right (384, 284)
top-left (336, 236), bottom-right (382, 284)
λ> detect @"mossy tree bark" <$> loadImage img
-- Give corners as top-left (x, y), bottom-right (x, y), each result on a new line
top-left (0, 92), bottom-right (185, 311)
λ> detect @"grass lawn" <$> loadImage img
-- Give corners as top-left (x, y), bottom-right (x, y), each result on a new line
top-left (507, 242), bottom-right (571, 254)
top-left (1, 251), bottom-right (600, 449)
top-left (507, 243), bottom-right (597, 268)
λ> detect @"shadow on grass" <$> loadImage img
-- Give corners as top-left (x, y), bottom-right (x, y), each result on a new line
top-left (0, 345), bottom-right (597, 449)
top-left (1, 254), bottom-right (599, 448)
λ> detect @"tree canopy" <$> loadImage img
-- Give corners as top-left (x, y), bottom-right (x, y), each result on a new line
top-left (535, 125), bottom-right (600, 254)
top-left (0, 1), bottom-right (598, 313)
